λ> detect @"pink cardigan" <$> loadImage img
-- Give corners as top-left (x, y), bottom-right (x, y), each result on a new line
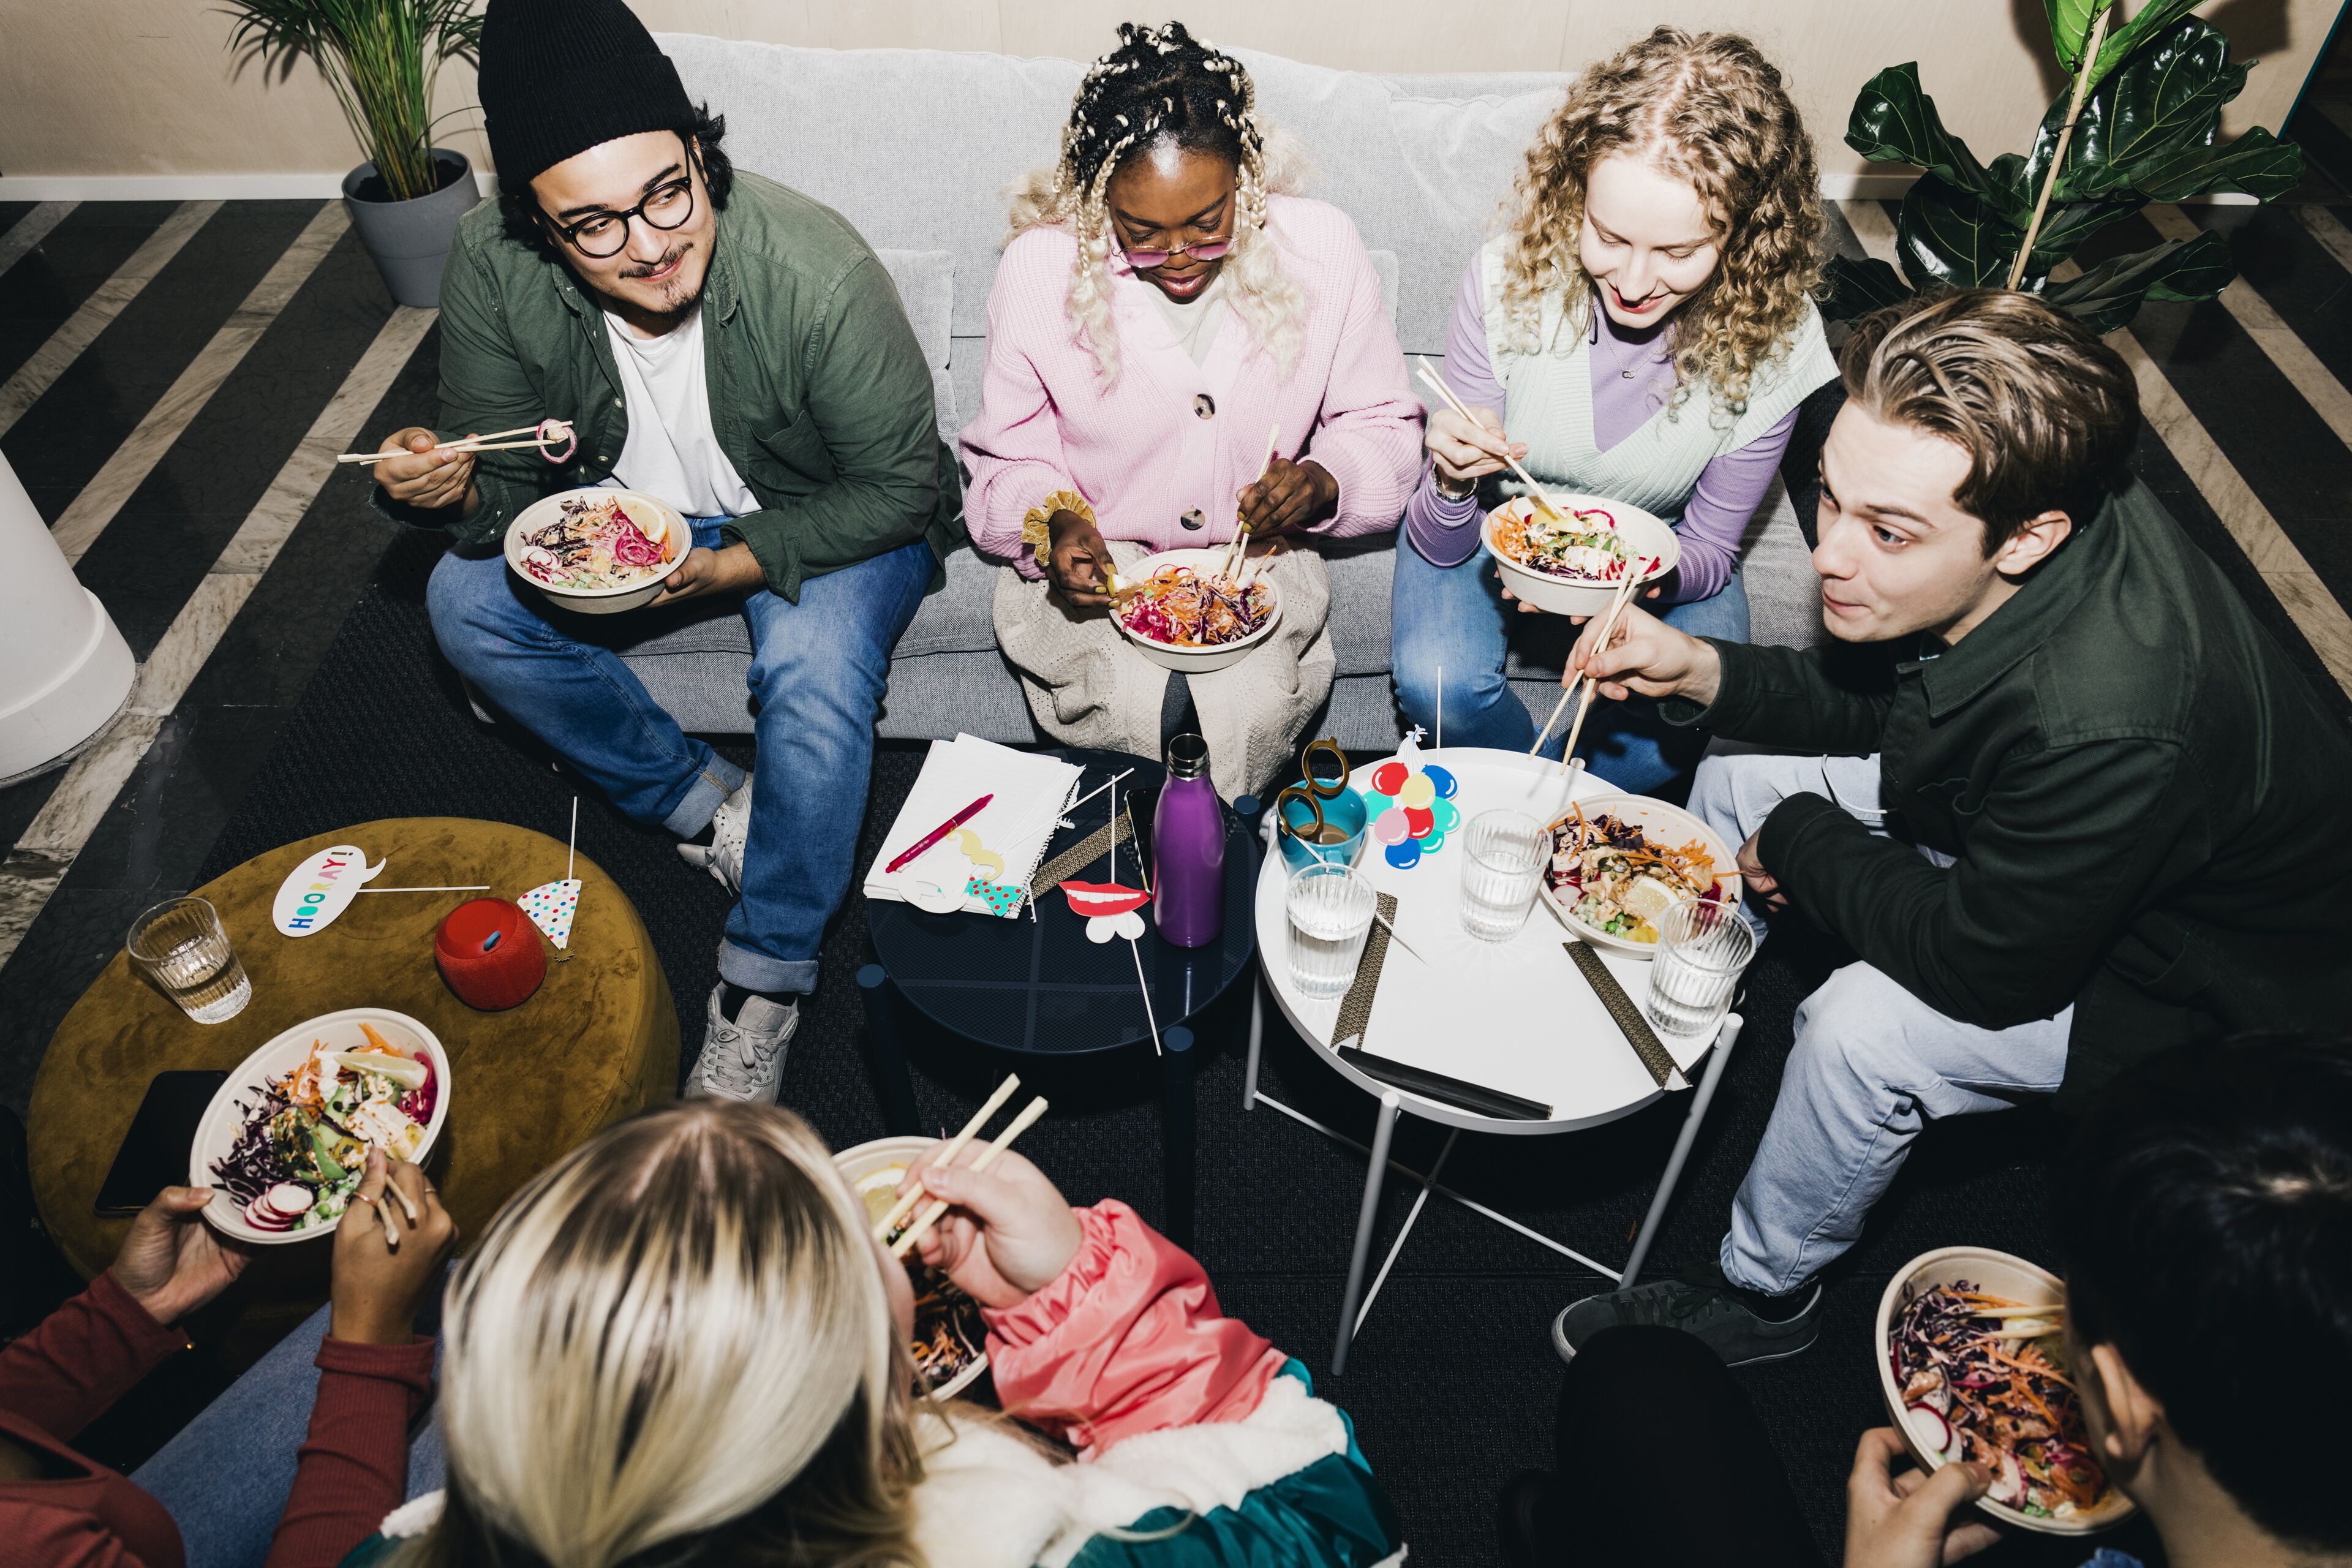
top-left (960, 194), bottom-right (1423, 575)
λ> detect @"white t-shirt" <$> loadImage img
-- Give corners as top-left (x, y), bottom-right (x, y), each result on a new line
top-left (1146, 273), bottom-right (1231, 368)
top-left (600, 305), bottom-right (758, 519)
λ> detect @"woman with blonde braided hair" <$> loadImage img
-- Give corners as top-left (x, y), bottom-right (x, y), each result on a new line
top-left (963, 21), bottom-right (1421, 796)
top-left (1390, 26), bottom-right (1839, 799)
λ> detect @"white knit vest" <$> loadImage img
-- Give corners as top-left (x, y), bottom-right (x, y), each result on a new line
top-left (1479, 237), bottom-right (1836, 522)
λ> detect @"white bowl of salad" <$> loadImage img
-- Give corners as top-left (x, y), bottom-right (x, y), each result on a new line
top-left (189, 1009), bottom-right (451, 1244)
top-left (503, 488), bottom-right (686, 615)
top-left (835, 1136), bottom-right (991, 1401)
top-left (1482, 493), bottom-right (1679, 619)
top-left (1878, 1246), bottom-right (2135, 1534)
top-left (1539, 791), bottom-right (1742, 958)
top-left (1110, 548), bottom-right (1283, 674)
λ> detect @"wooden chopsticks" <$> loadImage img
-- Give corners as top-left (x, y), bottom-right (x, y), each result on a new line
top-left (336, 420), bottom-right (573, 464)
top-left (1221, 422), bottom-right (1283, 584)
top-left (1415, 359), bottom-right (1563, 523)
top-left (874, 1073), bottom-right (1051, 1260)
top-left (1531, 564), bottom-right (1646, 771)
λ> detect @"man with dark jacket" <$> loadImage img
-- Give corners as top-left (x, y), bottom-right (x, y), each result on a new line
top-left (372, 0), bottom-right (960, 1101)
top-left (1548, 290), bottom-right (2352, 1363)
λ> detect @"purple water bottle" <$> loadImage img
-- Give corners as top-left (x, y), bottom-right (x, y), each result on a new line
top-left (1153, 733), bottom-right (1225, 948)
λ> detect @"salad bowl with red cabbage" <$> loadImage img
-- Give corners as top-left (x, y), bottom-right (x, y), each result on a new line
top-left (503, 488), bottom-right (685, 616)
top-left (190, 1009), bottom-right (452, 1244)
top-left (1110, 548), bottom-right (1283, 674)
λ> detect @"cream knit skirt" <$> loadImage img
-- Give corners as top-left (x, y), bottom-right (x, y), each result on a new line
top-left (992, 541), bottom-right (1335, 800)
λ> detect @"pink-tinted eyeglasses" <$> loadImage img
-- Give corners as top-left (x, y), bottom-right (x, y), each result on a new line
top-left (1118, 236), bottom-right (1234, 270)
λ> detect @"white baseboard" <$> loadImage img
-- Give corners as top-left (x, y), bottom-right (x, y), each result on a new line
top-left (0, 170), bottom-right (499, 201)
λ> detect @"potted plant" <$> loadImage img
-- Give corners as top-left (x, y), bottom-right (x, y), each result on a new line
top-left (1823, 0), bottom-right (2306, 331)
top-left (222, 0), bottom-right (485, 307)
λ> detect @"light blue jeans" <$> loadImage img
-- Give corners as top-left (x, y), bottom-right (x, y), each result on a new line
top-left (428, 522), bottom-right (933, 993)
top-left (132, 1303), bottom-right (442, 1568)
top-left (1389, 531), bottom-right (1749, 797)
top-left (1686, 749), bottom-right (2074, 1295)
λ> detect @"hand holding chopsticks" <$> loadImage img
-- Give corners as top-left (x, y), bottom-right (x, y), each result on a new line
top-left (886, 1082), bottom-right (1052, 1260)
top-left (1415, 360), bottom-right (1559, 521)
top-left (1531, 563), bottom-right (1647, 767)
top-left (339, 420), bottom-right (576, 465)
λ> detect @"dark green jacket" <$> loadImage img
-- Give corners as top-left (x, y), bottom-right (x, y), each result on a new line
top-left (390, 172), bottom-right (961, 598)
top-left (1670, 481), bottom-right (2352, 1105)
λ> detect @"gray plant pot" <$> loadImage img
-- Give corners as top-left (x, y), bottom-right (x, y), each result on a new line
top-left (342, 148), bottom-right (482, 308)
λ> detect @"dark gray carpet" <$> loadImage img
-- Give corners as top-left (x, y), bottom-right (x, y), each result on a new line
top-left (186, 530), bottom-right (2160, 1567)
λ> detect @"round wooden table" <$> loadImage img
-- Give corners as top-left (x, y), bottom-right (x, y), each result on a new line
top-left (29, 816), bottom-right (679, 1354)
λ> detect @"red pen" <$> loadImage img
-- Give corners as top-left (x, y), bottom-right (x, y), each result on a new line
top-left (885, 793), bottom-right (994, 873)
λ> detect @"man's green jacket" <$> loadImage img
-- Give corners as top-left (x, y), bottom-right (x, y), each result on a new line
top-left (388, 171), bottom-right (962, 600)
top-left (1670, 481), bottom-right (2352, 1106)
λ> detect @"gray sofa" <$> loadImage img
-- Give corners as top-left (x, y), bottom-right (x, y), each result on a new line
top-left (618, 35), bottom-right (1825, 749)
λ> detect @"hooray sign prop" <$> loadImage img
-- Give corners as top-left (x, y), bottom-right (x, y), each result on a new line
top-left (272, 846), bottom-right (386, 936)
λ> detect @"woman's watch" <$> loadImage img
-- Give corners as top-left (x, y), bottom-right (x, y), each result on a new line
top-left (1433, 468), bottom-right (1479, 502)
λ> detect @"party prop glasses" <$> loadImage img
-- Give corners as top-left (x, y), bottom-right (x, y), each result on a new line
top-left (1645, 898), bottom-right (1757, 1042)
top-left (1458, 809), bottom-right (1550, 941)
top-left (127, 897), bottom-right (251, 1024)
top-left (1286, 862), bottom-right (1377, 999)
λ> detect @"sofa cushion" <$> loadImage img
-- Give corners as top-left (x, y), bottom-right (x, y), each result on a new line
top-left (872, 247), bottom-right (956, 440)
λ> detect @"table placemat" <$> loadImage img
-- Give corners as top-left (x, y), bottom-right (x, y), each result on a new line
top-left (1030, 809), bottom-right (1135, 899)
top-left (1330, 891), bottom-right (1398, 1048)
top-left (1562, 940), bottom-right (1683, 1090)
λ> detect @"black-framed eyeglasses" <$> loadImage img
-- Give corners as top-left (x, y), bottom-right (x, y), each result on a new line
top-left (549, 138), bottom-right (701, 259)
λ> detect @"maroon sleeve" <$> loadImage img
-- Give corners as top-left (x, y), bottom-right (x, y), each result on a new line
top-left (0, 1501), bottom-right (157, 1568)
top-left (0, 1272), bottom-right (186, 1442)
top-left (261, 1337), bottom-right (437, 1568)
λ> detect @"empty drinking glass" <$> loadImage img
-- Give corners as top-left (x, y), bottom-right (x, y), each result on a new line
top-left (1645, 897), bottom-right (1757, 1042)
top-left (1286, 861), bottom-right (1377, 1000)
top-left (127, 897), bottom-right (251, 1024)
top-left (1458, 809), bottom-right (1550, 941)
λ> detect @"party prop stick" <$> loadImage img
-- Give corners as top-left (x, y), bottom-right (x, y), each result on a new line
top-left (1436, 665), bottom-right (1443, 752)
top-left (1371, 908), bottom-right (1425, 965)
top-left (891, 1095), bottom-right (1050, 1257)
top-left (870, 1072), bottom-right (1022, 1241)
top-left (359, 885), bottom-right (491, 894)
top-left (1415, 360), bottom-right (1564, 522)
top-left (567, 796), bottom-right (578, 883)
top-left (1009, 768), bottom-right (1137, 911)
top-left (1110, 776), bottom-right (1164, 1057)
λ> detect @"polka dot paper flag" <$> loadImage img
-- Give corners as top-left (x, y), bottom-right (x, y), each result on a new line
top-left (520, 878), bottom-right (582, 949)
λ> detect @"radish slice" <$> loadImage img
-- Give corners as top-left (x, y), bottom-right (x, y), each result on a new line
top-left (1904, 1403), bottom-right (1954, 1459)
top-left (538, 418), bottom-right (578, 464)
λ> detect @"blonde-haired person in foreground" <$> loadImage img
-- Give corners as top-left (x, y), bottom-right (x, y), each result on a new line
top-left (1392, 25), bottom-right (1838, 797)
top-left (336, 1101), bottom-right (1401, 1568)
top-left (961, 20), bottom-right (1421, 797)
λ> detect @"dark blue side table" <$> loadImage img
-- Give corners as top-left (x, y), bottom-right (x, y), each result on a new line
top-left (861, 749), bottom-right (1259, 1246)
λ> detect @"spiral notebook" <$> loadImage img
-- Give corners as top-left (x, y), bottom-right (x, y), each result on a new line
top-left (862, 736), bottom-right (1084, 918)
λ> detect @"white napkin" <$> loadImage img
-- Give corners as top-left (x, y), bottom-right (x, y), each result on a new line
top-left (863, 736), bottom-right (1083, 918)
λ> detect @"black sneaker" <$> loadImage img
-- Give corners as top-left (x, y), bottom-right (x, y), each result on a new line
top-left (1551, 1263), bottom-right (1822, 1368)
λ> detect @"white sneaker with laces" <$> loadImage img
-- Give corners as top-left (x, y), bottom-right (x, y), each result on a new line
top-left (687, 984), bottom-right (797, 1102)
top-left (677, 774), bottom-right (753, 897)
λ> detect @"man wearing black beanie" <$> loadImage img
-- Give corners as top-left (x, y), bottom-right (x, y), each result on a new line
top-left (372, 0), bottom-right (961, 1102)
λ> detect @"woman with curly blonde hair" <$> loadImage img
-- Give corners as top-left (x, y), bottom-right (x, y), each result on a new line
top-left (962, 21), bottom-right (1420, 796)
top-left (1391, 26), bottom-right (1837, 796)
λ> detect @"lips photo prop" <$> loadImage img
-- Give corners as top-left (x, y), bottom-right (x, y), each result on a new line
top-left (1061, 880), bottom-right (1151, 943)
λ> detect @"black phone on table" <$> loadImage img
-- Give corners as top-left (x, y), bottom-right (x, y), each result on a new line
top-left (94, 1070), bottom-right (228, 1216)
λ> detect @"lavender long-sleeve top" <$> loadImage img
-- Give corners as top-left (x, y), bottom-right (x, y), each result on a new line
top-left (1404, 264), bottom-right (1797, 604)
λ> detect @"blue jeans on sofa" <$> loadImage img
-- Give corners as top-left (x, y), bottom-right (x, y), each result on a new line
top-left (426, 520), bottom-right (932, 993)
top-left (1389, 532), bottom-right (1749, 797)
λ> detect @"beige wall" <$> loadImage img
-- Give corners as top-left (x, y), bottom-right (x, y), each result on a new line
top-left (0, 0), bottom-right (2336, 182)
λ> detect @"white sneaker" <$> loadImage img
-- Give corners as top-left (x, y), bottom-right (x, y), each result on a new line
top-left (677, 773), bottom-right (753, 897)
top-left (687, 984), bottom-right (797, 1102)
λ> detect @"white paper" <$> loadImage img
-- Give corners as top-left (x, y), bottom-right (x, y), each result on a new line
top-left (862, 736), bottom-right (1083, 918)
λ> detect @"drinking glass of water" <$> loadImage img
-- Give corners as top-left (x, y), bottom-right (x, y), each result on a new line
top-left (1645, 898), bottom-right (1755, 1042)
top-left (1286, 862), bottom-right (1377, 1000)
top-left (1458, 809), bottom-right (1550, 942)
top-left (127, 897), bottom-right (252, 1025)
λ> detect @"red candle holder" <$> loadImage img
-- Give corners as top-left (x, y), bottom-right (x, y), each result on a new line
top-left (435, 897), bottom-right (545, 1011)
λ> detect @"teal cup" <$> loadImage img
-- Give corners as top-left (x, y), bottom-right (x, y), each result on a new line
top-left (1275, 781), bottom-right (1368, 872)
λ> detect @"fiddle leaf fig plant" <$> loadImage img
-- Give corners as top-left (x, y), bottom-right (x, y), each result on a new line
top-left (1824, 1), bottom-right (2304, 333)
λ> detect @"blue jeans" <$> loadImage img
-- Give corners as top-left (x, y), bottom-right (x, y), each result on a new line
top-left (1389, 532), bottom-right (1749, 797)
top-left (131, 1303), bottom-right (443, 1568)
top-left (428, 522), bottom-right (933, 993)
top-left (1687, 750), bottom-right (2073, 1295)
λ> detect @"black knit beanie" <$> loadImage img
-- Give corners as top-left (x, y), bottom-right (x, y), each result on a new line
top-left (478, 0), bottom-right (696, 192)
